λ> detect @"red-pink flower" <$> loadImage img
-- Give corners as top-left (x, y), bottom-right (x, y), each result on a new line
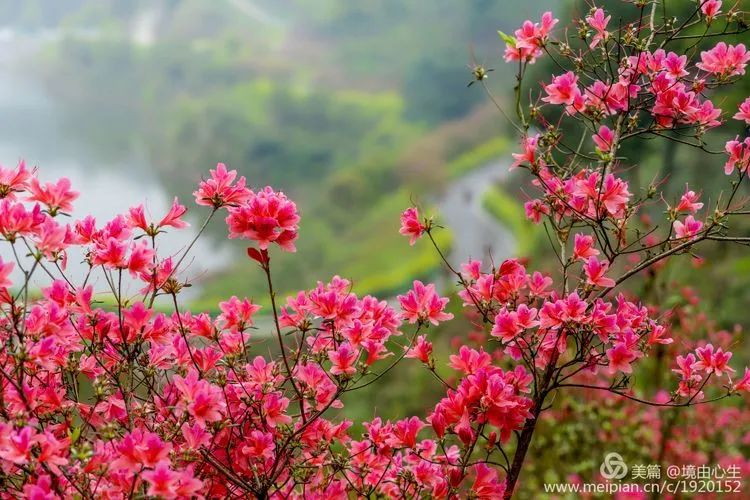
top-left (218, 296), bottom-right (262, 331)
top-left (0, 257), bottom-right (13, 289)
top-left (724, 136), bottom-right (750, 175)
top-left (592, 125), bottom-right (614, 153)
top-left (226, 186), bottom-right (300, 251)
top-left (448, 346), bottom-right (492, 374)
top-left (663, 51), bottom-right (689, 80)
top-left (573, 233), bottom-right (599, 260)
top-left (33, 218), bottom-right (68, 259)
top-left (694, 344), bottom-right (735, 377)
top-left (0, 200), bottom-right (44, 240)
top-left (606, 342), bottom-right (638, 374)
top-left (586, 8), bottom-right (610, 49)
top-left (491, 305), bottom-right (539, 342)
top-left (399, 207), bottom-right (426, 245)
top-left (387, 416), bottom-right (425, 448)
top-left (512, 134), bottom-right (544, 168)
top-left (675, 186), bottom-right (703, 213)
top-left (503, 12), bottom-right (558, 64)
top-left (27, 177), bottom-right (78, 215)
top-left (241, 430), bottom-right (275, 462)
top-left (0, 160), bottom-right (32, 199)
top-left (142, 461), bottom-right (202, 499)
top-left (701, 0), bottom-right (722, 23)
top-left (524, 199), bottom-right (550, 223)
top-left (584, 256), bottom-right (615, 288)
top-left (471, 463), bottom-right (507, 499)
top-left (697, 42), bottom-right (750, 77)
top-left (22, 474), bottom-right (54, 500)
top-left (734, 97), bottom-right (750, 124)
top-left (734, 368), bottom-right (750, 392)
top-left (328, 342), bottom-right (359, 377)
top-left (0, 426), bottom-right (36, 464)
top-left (398, 280), bottom-right (453, 325)
top-left (172, 370), bottom-right (226, 424)
top-left (405, 335), bottom-right (433, 364)
top-left (672, 215), bottom-right (703, 240)
top-left (127, 240), bottom-right (156, 276)
top-left (194, 162), bottom-right (251, 208)
top-left (542, 72), bottom-right (581, 106)
top-left (112, 429), bottom-right (172, 470)
top-left (128, 198), bottom-right (189, 234)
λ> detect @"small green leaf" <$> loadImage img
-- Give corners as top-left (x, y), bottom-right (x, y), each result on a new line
top-left (498, 30), bottom-right (516, 47)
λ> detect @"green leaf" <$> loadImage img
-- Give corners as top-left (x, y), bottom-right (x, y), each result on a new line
top-left (498, 30), bottom-right (516, 47)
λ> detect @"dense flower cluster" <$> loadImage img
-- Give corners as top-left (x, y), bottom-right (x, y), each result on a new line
top-left (0, 2), bottom-right (749, 499)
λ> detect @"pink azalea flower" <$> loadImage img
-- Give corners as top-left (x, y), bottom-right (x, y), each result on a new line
top-left (491, 305), bottom-right (539, 342)
top-left (398, 280), bottom-right (453, 325)
top-left (22, 475), bottom-right (54, 500)
top-left (0, 160), bottom-right (33, 199)
top-left (542, 72), bottom-right (582, 106)
top-left (159, 197), bottom-right (189, 229)
top-left (733, 97), bottom-right (750, 124)
top-left (573, 233), bottom-right (599, 260)
top-left (472, 463), bottom-right (507, 499)
top-left (592, 125), bottom-right (614, 153)
top-left (733, 368), bottom-right (750, 392)
top-left (689, 99), bottom-right (722, 128)
top-left (0, 426), bottom-right (36, 464)
top-left (127, 198), bottom-right (188, 233)
top-left (647, 325), bottom-right (673, 346)
top-left (32, 218), bottom-right (68, 259)
top-left (672, 215), bottom-right (703, 240)
top-left (405, 335), bottom-right (433, 364)
top-left (584, 256), bottom-right (616, 288)
top-left (399, 207), bottom-right (426, 245)
top-left (524, 199), bottom-right (550, 223)
top-left (697, 42), bottom-right (750, 77)
top-left (586, 8), bottom-right (611, 49)
top-left (172, 370), bottom-right (226, 424)
top-left (226, 186), bottom-right (300, 252)
top-left (694, 344), bottom-right (735, 377)
top-left (606, 342), bottom-right (638, 374)
top-left (386, 416), bottom-right (425, 448)
top-left (503, 12), bottom-right (558, 64)
top-left (142, 461), bottom-right (180, 499)
top-left (701, 0), bottom-right (722, 23)
top-left (241, 430), bottom-right (275, 461)
top-left (724, 136), bottom-right (750, 175)
top-left (448, 346), bottom-right (492, 374)
top-left (193, 162), bottom-right (251, 208)
top-left (512, 134), bottom-right (544, 168)
top-left (0, 257), bottom-right (13, 289)
top-left (127, 240), bottom-right (156, 276)
top-left (663, 51), bottom-right (689, 80)
top-left (218, 296), bottom-right (262, 331)
top-left (27, 177), bottom-right (79, 215)
top-left (461, 259), bottom-right (482, 280)
top-left (675, 185), bottom-right (703, 213)
top-left (328, 342), bottom-right (359, 376)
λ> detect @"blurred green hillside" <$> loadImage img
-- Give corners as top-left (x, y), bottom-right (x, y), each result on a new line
top-left (2, 0), bottom-right (558, 305)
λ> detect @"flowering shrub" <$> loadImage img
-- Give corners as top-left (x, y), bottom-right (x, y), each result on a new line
top-left (2, 2), bottom-right (750, 499)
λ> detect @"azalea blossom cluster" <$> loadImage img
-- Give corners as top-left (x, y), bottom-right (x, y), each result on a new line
top-left (0, 159), bottom-right (514, 498)
top-left (517, 292), bottom-right (750, 491)
top-left (1, 3), bottom-right (750, 500)
top-left (407, 1), bottom-right (750, 496)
